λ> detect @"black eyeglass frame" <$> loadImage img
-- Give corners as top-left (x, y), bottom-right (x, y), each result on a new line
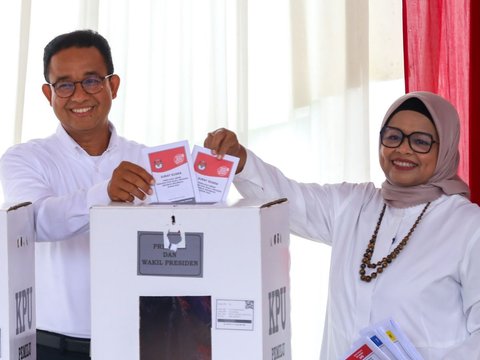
top-left (380, 125), bottom-right (438, 154)
top-left (47, 74), bottom-right (114, 98)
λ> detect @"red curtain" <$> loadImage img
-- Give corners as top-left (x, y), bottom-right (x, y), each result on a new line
top-left (403, 0), bottom-right (480, 203)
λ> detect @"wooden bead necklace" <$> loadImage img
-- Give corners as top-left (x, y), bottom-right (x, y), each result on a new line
top-left (359, 201), bottom-right (431, 282)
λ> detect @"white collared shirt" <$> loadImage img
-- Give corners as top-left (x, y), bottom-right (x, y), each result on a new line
top-left (0, 123), bottom-right (147, 338)
top-left (234, 149), bottom-right (480, 360)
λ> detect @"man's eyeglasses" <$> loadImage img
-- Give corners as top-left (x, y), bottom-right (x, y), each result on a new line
top-left (48, 74), bottom-right (114, 98)
top-left (380, 126), bottom-right (438, 154)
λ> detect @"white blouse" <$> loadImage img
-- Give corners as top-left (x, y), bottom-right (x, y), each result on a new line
top-left (234, 149), bottom-right (480, 360)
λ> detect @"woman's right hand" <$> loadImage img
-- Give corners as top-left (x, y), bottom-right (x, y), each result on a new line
top-left (203, 128), bottom-right (247, 174)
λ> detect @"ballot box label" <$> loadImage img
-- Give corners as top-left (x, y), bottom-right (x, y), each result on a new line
top-left (138, 232), bottom-right (203, 277)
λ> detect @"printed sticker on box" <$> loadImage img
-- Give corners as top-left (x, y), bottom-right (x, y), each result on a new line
top-left (216, 299), bottom-right (254, 331)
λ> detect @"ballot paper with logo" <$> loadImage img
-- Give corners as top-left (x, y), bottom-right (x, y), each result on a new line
top-left (345, 318), bottom-right (425, 360)
top-left (342, 337), bottom-right (391, 360)
top-left (359, 327), bottom-right (398, 360)
top-left (372, 318), bottom-right (424, 360)
top-left (144, 141), bottom-right (199, 203)
top-left (192, 145), bottom-right (239, 203)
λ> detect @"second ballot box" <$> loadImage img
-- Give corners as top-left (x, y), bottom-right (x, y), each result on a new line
top-left (0, 202), bottom-right (36, 360)
top-left (90, 198), bottom-right (291, 360)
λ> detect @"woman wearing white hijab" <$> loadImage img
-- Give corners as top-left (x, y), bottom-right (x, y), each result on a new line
top-left (205, 91), bottom-right (480, 359)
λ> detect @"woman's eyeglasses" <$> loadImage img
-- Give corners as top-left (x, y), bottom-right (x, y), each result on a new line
top-left (380, 126), bottom-right (438, 154)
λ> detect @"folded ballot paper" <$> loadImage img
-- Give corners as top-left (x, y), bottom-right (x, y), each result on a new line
top-left (191, 145), bottom-right (239, 203)
top-left (342, 318), bottom-right (424, 360)
top-left (143, 141), bottom-right (238, 204)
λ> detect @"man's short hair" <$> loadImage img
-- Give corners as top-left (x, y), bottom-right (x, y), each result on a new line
top-left (43, 29), bottom-right (114, 82)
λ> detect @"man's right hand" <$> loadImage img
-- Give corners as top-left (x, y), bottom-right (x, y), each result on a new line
top-left (108, 161), bottom-right (155, 202)
top-left (203, 128), bottom-right (247, 174)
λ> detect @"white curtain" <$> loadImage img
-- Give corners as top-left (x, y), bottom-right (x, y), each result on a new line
top-left (0, 0), bottom-right (404, 358)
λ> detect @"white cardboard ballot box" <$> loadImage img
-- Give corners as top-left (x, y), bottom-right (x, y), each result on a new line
top-left (90, 198), bottom-right (291, 360)
top-left (0, 203), bottom-right (36, 360)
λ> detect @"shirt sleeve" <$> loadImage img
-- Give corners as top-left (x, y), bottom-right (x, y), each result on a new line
top-left (443, 235), bottom-right (480, 358)
top-left (234, 149), bottom-right (338, 244)
top-left (0, 147), bottom-right (111, 242)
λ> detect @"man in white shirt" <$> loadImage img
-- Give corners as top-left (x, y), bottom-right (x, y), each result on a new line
top-left (0, 30), bottom-right (154, 360)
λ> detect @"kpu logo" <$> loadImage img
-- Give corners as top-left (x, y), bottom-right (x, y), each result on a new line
top-left (268, 286), bottom-right (287, 335)
top-left (16, 287), bottom-right (33, 335)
